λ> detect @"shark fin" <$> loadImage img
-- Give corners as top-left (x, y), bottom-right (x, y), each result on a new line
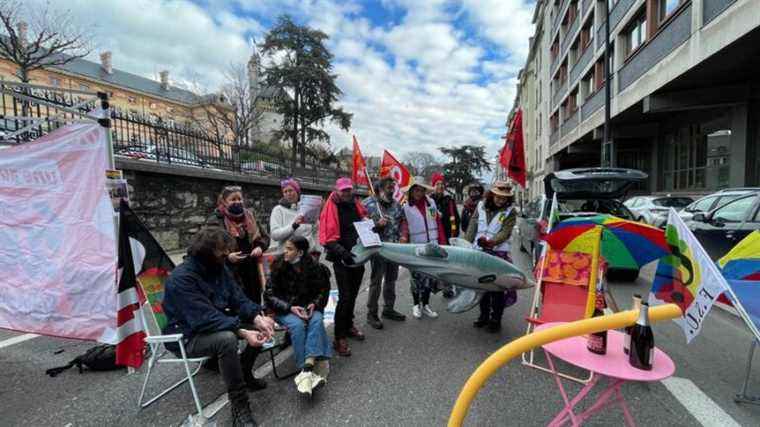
top-left (415, 242), bottom-right (448, 258)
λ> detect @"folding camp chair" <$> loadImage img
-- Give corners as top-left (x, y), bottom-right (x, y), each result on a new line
top-left (521, 248), bottom-right (607, 384)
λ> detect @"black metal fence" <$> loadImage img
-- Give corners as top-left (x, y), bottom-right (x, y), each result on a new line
top-left (0, 81), bottom-right (348, 186)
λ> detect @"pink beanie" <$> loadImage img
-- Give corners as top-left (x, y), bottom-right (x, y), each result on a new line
top-left (280, 178), bottom-right (301, 194)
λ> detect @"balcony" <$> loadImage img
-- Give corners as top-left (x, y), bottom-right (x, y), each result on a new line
top-left (618, 4), bottom-right (692, 92)
top-left (569, 45), bottom-right (594, 87)
top-left (550, 0), bottom-right (571, 42)
top-left (550, 129), bottom-right (560, 146)
top-left (560, 14), bottom-right (582, 57)
top-left (597, 0), bottom-right (636, 52)
top-left (704, 0), bottom-right (738, 26)
top-left (581, 87), bottom-right (605, 118)
top-left (552, 79), bottom-right (568, 108)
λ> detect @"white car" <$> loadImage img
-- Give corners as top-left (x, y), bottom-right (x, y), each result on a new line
top-left (624, 195), bottom-right (693, 226)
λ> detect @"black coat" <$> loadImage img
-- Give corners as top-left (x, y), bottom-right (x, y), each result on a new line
top-left (264, 256), bottom-right (331, 315)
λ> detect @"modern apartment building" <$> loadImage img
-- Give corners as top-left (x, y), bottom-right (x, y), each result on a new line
top-left (512, 0), bottom-right (760, 198)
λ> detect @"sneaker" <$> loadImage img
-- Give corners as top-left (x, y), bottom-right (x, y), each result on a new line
top-left (382, 309), bottom-right (407, 321)
top-left (311, 372), bottom-right (326, 390)
top-left (295, 371), bottom-right (314, 395)
top-left (348, 326), bottom-right (366, 341)
top-left (367, 314), bottom-right (384, 330)
top-left (412, 304), bottom-right (422, 319)
top-left (422, 305), bottom-right (438, 318)
top-left (333, 338), bottom-right (351, 357)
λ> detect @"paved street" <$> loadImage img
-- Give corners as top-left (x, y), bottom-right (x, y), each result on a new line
top-left (1, 240), bottom-right (760, 426)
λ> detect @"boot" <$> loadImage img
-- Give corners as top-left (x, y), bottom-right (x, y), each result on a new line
top-left (333, 338), bottom-right (351, 357)
top-left (381, 309), bottom-right (407, 321)
top-left (367, 313), bottom-right (384, 330)
top-left (241, 347), bottom-right (266, 391)
top-left (229, 388), bottom-right (258, 427)
top-left (473, 318), bottom-right (488, 328)
top-left (348, 326), bottom-right (366, 341)
top-left (486, 320), bottom-right (501, 333)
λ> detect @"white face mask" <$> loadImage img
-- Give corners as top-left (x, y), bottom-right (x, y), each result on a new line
top-left (287, 253), bottom-right (303, 265)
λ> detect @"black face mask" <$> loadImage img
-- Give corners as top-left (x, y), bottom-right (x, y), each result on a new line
top-left (470, 193), bottom-right (482, 200)
top-left (227, 203), bottom-right (244, 216)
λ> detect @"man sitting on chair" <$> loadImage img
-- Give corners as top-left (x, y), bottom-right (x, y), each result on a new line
top-left (163, 227), bottom-right (275, 427)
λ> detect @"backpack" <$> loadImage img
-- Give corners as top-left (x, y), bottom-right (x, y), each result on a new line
top-left (45, 344), bottom-right (121, 377)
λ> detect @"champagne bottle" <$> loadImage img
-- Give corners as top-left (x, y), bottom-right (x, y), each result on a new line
top-left (586, 279), bottom-right (607, 355)
top-left (629, 302), bottom-right (655, 370)
top-left (623, 294), bottom-right (642, 355)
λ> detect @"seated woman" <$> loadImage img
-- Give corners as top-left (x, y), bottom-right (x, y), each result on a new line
top-left (264, 236), bottom-right (332, 394)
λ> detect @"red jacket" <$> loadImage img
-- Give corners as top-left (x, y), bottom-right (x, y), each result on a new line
top-left (318, 192), bottom-right (368, 246)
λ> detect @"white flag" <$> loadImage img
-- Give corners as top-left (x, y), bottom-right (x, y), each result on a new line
top-left (649, 209), bottom-right (730, 342)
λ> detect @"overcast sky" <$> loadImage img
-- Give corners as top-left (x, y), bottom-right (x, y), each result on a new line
top-left (28, 0), bottom-right (535, 164)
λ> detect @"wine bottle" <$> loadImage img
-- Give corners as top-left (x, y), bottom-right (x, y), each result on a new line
top-left (623, 294), bottom-right (642, 355)
top-left (629, 302), bottom-right (655, 370)
top-left (586, 279), bottom-right (607, 355)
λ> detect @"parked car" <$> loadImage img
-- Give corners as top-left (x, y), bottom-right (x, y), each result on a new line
top-left (679, 189), bottom-right (757, 223)
top-left (516, 195), bottom-right (547, 266)
top-left (624, 195), bottom-right (694, 227)
top-left (689, 191), bottom-right (760, 260)
top-left (539, 167), bottom-right (648, 280)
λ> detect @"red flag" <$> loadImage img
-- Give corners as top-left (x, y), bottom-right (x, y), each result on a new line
top-left (500, 109), bottom-right (527, 188)
top-left (352, 136), bottom-right (370, 186)
top-left (116, 200), bottom-right (147, 368)
top-left (379, 150), bottom-right (411, 202)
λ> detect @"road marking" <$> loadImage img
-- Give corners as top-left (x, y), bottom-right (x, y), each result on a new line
top-left (0, 333), bottom-right (39, 349)
top-left (661, 377), bottom-right (741, 427)
top-left (182, 346), bottom-right (295, 426)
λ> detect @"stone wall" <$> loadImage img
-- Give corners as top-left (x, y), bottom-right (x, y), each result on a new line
top-left (117, 158), bottom-right (346, 252)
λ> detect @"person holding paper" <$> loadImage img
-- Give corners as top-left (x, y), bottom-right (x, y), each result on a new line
top-left (206, 185), bottom-right (270, 305)
top-left (399, 176), bottom-right (447, 319)
top-left (268, 178), bottom-right (321, 257)
top-left (362, 177), bottom-right (407, 329)
top-left (264, 236), bottom-right (332, 395)
top-left (319, 177), bottom-right (369, 357)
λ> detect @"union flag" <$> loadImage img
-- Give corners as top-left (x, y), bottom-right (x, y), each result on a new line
top-left (379, 150), bottom-right (411, 202)
top-left (352, 135), bottom-right (370, 186)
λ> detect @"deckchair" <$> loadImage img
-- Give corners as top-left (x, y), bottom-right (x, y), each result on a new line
top-left (521, 248), bottom-right (607, 384)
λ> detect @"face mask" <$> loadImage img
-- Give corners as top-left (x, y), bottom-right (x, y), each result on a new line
top-left (227, 202), bottom-right (244, 216)
top-left (471, 193), bottom-right (482, 200)
top-left (288, 253), bottom-right (302, 265)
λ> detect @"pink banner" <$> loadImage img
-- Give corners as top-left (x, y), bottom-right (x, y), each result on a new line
top-left (0, 123), bottom-right (118, 343)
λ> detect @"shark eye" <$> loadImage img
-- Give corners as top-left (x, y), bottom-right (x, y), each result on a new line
top-left (478, 274), bottom-right (496, 284)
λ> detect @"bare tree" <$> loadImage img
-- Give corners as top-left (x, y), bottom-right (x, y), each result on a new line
top-left (192, 63), bottom-right (267, 148)
top-left (0, 0), bottom-right (93, 83)
top-left (403, 151), bottom-right (443, 177)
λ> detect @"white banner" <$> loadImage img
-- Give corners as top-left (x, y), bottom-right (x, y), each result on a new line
top-left (649, 209), bottom-right (729, 342)
top-left (0, 123), bottom-right (117, 343)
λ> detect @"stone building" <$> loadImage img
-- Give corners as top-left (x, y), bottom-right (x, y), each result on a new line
top-left (511, 0), bottom-right (760, 197)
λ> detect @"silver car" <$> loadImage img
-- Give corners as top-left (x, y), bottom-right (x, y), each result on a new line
top-left (624, 195), bottom-right (693, 226)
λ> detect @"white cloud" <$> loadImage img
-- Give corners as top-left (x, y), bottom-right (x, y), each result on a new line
top-left (19, 0), bottom-right (531, 178)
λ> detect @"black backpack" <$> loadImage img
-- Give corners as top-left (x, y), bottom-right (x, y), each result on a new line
top-left (45, 344), bottom-right (122, 377)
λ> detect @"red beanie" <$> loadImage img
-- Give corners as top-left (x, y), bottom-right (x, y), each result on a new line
top-left (431, 172), bottom-right (444, 187)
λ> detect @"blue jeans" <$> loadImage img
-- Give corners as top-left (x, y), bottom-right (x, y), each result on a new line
top-left (276, 311), bottom-right (332, 369)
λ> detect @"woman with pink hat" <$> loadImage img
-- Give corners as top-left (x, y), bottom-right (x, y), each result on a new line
top-left (269, 178), bottom-right (321, 256)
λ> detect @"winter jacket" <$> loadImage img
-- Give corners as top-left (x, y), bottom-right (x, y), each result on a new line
top-left (264, 256), bottom-right (332, 314)
top-left (461, 197), bottom-right (480, 234)
top-left (362, 195), bottom-right (404, 243)
top-left (162, 256), bottom-right (261, 341)
top-left (206, 209), bottom-right (270, 303)
top-left (319, 192), bottom-right (368, 263)
top-left (431, 193), bottom-right (461, 243)
top-left (268, 198), bottom-right (321, 253)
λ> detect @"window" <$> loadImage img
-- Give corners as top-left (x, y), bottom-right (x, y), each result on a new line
top-left (128, 96), bottom-right (136, 104)
top-left (689, 196), bottom-right (716, 212)
top-left (626, 12), bottom-right (647, 55)
top-left (658, 0), bottom-right (681, 24)
top-left (49, 77), bottom-right (61, 87)
top-left (581, 72), bottom-right (594, 99)
top-left (713, 196), bottom-right (757, 223)
top-left (149, 102), bottom-right (158, 109)
top-left (167, 106), bottom-right (174, 114)
top-left (79, 84), bottom-right (90, 91)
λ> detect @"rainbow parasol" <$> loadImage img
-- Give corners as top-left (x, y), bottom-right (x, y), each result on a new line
top-left (545, 215), bottom-right (670, 270)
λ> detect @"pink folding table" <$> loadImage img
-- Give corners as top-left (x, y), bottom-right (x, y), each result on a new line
top-left (536, 322), bottom-right (675, 427)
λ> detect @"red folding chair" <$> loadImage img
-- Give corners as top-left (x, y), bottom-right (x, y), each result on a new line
top-left (522, 249), bottom-right (607, 384)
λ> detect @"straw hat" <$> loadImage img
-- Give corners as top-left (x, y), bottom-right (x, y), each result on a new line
top-left (488, 180), bottom-right (514, 197)
top-left (401, 176), bottom-right (434, 193)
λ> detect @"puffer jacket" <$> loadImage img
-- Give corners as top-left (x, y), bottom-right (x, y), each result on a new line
top-left (264, 255), bottom-right (332, 314)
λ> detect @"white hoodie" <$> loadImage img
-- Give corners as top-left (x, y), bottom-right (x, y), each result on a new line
top-left (268, 200), bottom-right (321, 253)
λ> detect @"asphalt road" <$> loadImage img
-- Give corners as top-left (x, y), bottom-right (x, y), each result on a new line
top-left (2, 240), bottom-right (760, 426)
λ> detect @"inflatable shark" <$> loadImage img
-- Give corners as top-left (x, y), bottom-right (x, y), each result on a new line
top-left (350, 239), bottom-right (533, 313)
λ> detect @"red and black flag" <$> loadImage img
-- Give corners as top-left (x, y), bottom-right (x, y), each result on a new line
top-left (116, 200), bottom-right (176, 368)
